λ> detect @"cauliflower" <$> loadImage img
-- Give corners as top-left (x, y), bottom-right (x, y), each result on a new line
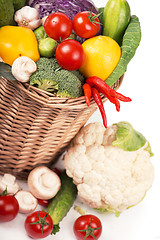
top-left (64, 122), bottom-right (154, 215)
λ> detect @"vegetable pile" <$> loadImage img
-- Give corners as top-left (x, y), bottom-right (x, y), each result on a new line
top-left (0, 167), bottom-right (78, 237)
top-left (0, 0), bottom-right (152, 240)
top-left (0, 121), bottom-right (154, 239)
top-left (0, 0), bottom-right (141, 127)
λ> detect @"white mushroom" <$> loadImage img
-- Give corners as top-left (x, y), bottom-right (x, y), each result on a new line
top-left (15, 6), bottom-right (41, 30)
top-left (15, 190), bottom-right (38, 213)
top-left (0, 174), bottom-right (19, 195)
top-left (28, 166), bottom-right (61, 200)
top-left (12, 56), bottom-right (37, 83)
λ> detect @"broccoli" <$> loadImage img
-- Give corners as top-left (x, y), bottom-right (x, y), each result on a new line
top-left (29, 57), bottom-right (85, 98)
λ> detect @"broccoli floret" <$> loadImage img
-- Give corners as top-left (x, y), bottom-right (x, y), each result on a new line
top-left (56, 69), bottom-right (84, 98)
top-left (30, 71), bottom-right (58, 93)
top-left (29, 57), bottom-right (85, 98)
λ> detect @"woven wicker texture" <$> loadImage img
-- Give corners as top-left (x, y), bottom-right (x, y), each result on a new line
top-left (0, 76), bottom-right (123, 179)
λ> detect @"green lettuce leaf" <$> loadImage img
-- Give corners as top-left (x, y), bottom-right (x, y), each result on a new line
top-left (0, 62), bottom-right (16, 81)
top-left (106, 15), bottom-right (141, 86)
top-left (96, 207), bottom-right (121, 217)
top-left (112, 122), bottom-right (153, 156)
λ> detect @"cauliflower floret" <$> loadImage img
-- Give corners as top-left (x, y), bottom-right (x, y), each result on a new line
top-left (64, 122), bottom-right (154, 214)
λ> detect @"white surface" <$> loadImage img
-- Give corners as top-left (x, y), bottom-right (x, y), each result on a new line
top-left (0, 0), bottom-right (160, 239)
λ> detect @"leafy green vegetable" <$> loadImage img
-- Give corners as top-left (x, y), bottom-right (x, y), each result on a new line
top-left (30, 57), bottom-right (85, 98)
top-left (105, 15), bottom-right (141, 86)
top-left (112, 122), bottom-right (153, 156)
top-left (96, 206), bottom-right (121, 217)
top-left (0, 62), bottom-right (16, 81)
top-left (51, 224), bottom-right (60, 235)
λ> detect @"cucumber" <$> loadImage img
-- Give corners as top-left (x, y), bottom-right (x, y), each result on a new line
top-left (103, 0), bottom-right (131, 45)
top-left (12, 0), bottom-right (26, 11)
top-left (0, 0), bottom-right (15, 27)
top-left (47, 170), bottom-right (77, 234)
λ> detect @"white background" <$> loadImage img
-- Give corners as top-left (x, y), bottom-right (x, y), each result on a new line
top-left (0, 0), bottom-right (160, 239)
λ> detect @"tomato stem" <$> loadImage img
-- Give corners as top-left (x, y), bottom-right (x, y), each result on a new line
top-left (1, 188), bottom-right (8, 196)
top-left (87, 9), bottom-right (102, 25)
top-left (30, 211), bottom-right (49, 234)
top-left (78, 219), bottom-right (101, 240)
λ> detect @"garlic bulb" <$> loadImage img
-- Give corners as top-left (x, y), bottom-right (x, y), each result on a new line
top-left (12, 56), bottom-right (37, 83)
top-left (15, 6), bottom-right (41, 30)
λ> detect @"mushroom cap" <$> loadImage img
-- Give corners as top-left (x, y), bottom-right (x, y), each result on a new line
top-left (28, 166), bottom-right (61, 200)
top-left (15, 190), bottom-right (38, 214)
top-left (0, 174), bottom-right (19, 195)
top-left (11, 56), bottom-right (37, 83)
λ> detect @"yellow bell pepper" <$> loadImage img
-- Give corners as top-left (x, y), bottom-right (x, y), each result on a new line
top-left (0, 26), bottom-right (40, 65)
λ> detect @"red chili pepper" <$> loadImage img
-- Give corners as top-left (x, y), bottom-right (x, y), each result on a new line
top-left (91, 87), bottom-right (107, 128)
top-left (106, 94), bottom-right (120, 112)
top-left (94, 85), bottom-right (120, 112)
top-left (86, 76), bottom-right (132, 102)
top-left (83, 83), bottom-right (91, 106)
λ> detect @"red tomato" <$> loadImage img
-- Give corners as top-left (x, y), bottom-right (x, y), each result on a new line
top-left (37, 199), bottom-right (50, 207)
top-left (52, 167), bottom-right (62, 177)
top-left (56, 39), bottom-right (84, 71)
top-left (73, 214), bottom-right (102, 240)
top-left (72, 11), bottom-right (100, 38)
top-left (44, 12), bottom-right (72, 41)
top-left (25, 211), bottom-right (53, 239)
top-left (0, 195), bottom-right (19, 222)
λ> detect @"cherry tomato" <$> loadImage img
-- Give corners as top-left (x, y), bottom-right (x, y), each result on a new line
top-left (73, 214), bottom-right (102, 240)
top-left (37, 199), bottom-right (50, 207)
top-left (56, 39), bottom-right (84, 71)
top-left (52, 167), bottom-right (62, 176)
top-left (72, 11), bottom-right (100, 38)
top-left (25, 211), bottom-right (53, 239)
top-left (0, 195), bottom-right (19, 222)
top-left (44, 12), bottom-right (72, 41)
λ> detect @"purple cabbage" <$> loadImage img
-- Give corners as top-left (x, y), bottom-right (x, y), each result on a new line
top-left (27, 0), bottom-right (99, 20)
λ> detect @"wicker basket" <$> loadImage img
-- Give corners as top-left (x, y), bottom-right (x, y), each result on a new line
top-left (0, 75), bottom-right (123, 179)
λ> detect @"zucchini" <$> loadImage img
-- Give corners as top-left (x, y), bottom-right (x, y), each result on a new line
top-left (103, 0), bottom-right (131, 45)
top-left (47, 170), bottom-right (77, 234)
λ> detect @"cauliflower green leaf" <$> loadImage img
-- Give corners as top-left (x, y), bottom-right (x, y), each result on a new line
top-left (112, 122), bottom-right (153, 156)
